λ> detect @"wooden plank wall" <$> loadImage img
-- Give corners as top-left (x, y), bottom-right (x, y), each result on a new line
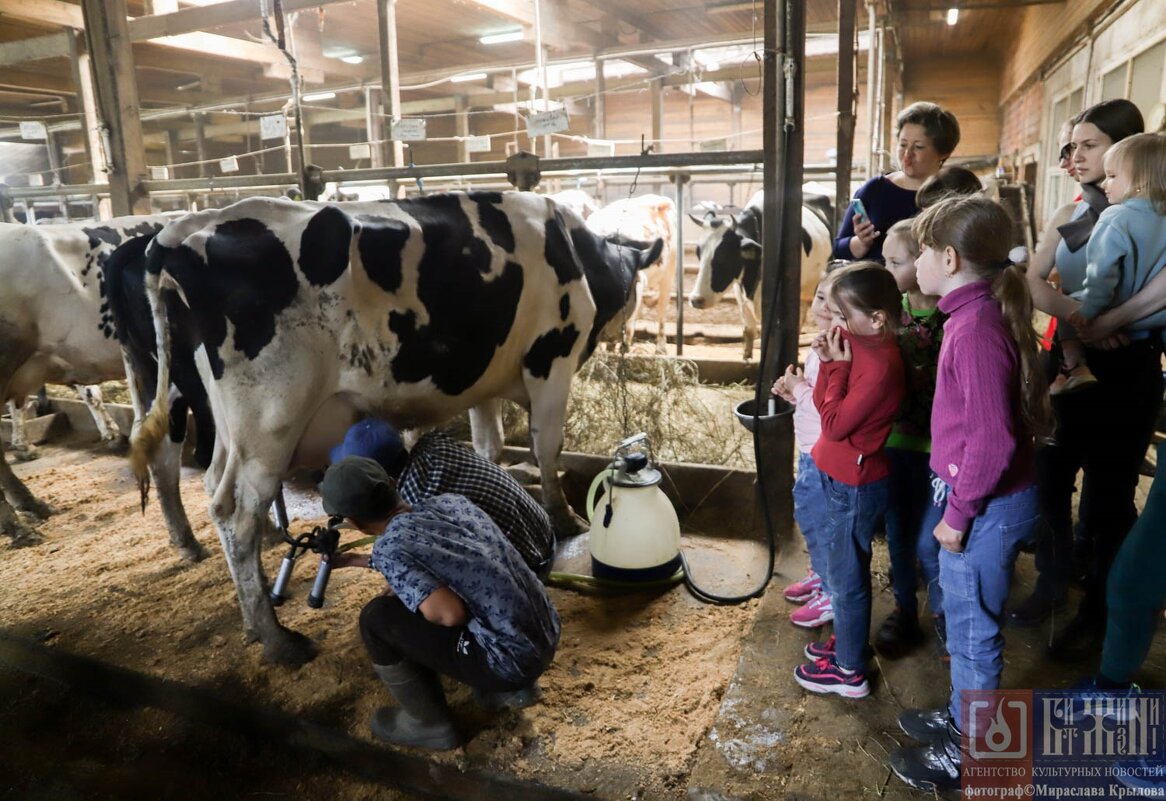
top-left (999, 0), bottom-right (1112, 101)
top-left (999, 81), bottom-right (1044, 157)
top-left (902, 56), bottom-right (1001, 159)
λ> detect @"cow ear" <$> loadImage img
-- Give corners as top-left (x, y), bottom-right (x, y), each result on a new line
top-left (739, 238), bottom-right (762, 260)
top-left (688, 211), bottom-right (717, 228)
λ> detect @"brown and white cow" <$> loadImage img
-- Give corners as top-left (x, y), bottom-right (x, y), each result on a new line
top-left (130, 191), bottom-right (660, 665)
top-left (585, 194), bottom-right (677, 353)
top-left (0, 217), bottom-right (207, 560)
top-left (688, 188), bottom-right (833, 359)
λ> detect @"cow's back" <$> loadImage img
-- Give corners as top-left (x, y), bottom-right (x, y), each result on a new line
top-left (149, 193), bottom-right (600, 429)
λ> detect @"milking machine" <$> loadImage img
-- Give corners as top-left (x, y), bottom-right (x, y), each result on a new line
top-left (269, 515), bottom-right (344, 608)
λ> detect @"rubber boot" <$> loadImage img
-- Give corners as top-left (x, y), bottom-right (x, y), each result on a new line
top-left (371, 662), bottom-right (463, 750)
top-left (473, 683), bottom-right (542, 712)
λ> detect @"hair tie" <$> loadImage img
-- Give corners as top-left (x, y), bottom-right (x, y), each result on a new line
top-left (1008, 246), bottom-right (1029, 266)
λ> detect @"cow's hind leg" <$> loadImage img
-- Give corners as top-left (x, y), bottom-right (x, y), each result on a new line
top-left (0, 438), bottom-right (45, 547)
top-left (152, 436), bottom-right (208, 562)
top-left (5, 399), bottom-right (38, 461)
top-left (211, 450), bottom-right (315, 666)
top-left (76, 384), bottom-right (128, 454)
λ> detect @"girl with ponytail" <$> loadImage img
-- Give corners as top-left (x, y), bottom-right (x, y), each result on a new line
top-left (888, 195), bottom-right (1050, 793)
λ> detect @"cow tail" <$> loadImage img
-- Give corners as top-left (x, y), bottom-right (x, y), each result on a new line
top-left (129, 268), bottom-right (172, 513)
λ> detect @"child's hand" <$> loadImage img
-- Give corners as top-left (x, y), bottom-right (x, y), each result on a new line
top-left (819, 327), bottom-right (851, 362)
top-left (771, 374), bottom-right (788, 400)
top-left (933, 520), bottom-right (965, 553)
top-left (811, 333), bottom-right (832, 362)
top-left (782, 364), bottom-right (805, 396)
top-left (1067, 309), bottom-right (1089, 330)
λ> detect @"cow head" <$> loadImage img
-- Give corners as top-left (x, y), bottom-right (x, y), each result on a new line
top-left (688, 211), bottom-right (761, 309)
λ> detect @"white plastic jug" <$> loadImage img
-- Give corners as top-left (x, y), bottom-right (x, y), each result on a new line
top-left (585, 434), bottom-right (682, 581)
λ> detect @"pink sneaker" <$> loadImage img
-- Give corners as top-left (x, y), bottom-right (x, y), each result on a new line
top-left (790, 590), bottom-right (834, 628)
top-left (804, 635), bottom-right (836, 660)
top-left (783, 570), bottom-right (822, 603)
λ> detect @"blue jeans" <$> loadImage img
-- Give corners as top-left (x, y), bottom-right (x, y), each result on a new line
top-left (885, 447), bottom-right (945, 617)
top-left (940, 484), bottom-right (1039, 731)
top-left (822, 471), bottom-right (890, 672)
top-left (793, 452), bottom-right (832, 595)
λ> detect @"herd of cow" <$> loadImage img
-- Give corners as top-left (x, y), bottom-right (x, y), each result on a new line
top-left (0, 186), bottom-right (831, 665)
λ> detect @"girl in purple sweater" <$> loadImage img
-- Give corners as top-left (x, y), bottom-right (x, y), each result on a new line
top-left (888, 196), bottom-right (1053, 793)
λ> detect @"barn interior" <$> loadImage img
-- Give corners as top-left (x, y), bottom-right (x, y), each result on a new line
top-left (2, 0), bottom-right (1166, 800)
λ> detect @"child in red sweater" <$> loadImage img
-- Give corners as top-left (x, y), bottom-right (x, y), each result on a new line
top-left (793, 262), bottom-right (906, 699)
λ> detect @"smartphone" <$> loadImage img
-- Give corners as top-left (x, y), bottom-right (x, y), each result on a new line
top-left (852, 198), bottom-right (868, 221)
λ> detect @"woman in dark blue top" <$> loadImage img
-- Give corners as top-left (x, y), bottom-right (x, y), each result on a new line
top-left (833, 101), bottom-right (961, 263)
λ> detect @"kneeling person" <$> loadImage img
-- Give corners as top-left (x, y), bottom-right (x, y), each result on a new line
top-left (331, 419), bottom-right (556, 577)
top-left (321, 456), bottom-right (561, 750)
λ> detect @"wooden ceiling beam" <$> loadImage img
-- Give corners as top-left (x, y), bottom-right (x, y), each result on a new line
top-left (0, 0), bottom-right (84, 29)
top-left (127, 0), bottom-right (355, 39)
top-left (0, 31), bottom-right (72, 67)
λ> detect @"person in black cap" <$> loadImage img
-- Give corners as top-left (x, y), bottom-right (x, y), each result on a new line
top-left (330, 418), bottom-right (556, 578)
top-left (320, 456), bottom-right (560, 750)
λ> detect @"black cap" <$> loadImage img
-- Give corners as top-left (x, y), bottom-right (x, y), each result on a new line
top-left (319, 456), bottom-right (397, 521)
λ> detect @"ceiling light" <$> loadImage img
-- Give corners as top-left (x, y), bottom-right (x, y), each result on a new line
top-left (946, 7), bottom-right (959, 25)
top-left (340, 55), bottom-right (364, 64)
top-left (302, 91), bottom-right (336, 102)
top-left (451, 72), bottom-right (488, 83)
top-left (480, 30), bottom-right (524, 45)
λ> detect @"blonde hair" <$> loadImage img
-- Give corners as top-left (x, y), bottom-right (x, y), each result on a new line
top-left (912, 196), bottom-right (1053, 442)
top-left (885, 219), bottom-right (921, 259)
top-left (826, 260), bottom-right (903, 339)
top-left (1104, 133), bottom-right (1166, 213)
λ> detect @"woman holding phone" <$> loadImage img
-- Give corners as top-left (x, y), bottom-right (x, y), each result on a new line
top-left (833, 101), bottom-right (961, 264)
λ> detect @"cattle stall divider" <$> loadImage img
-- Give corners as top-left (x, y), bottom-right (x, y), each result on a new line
top-left (6, 152), bottom-right (848, 360)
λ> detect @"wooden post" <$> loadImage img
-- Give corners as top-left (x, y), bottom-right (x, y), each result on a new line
top-left (376, 0), bottom-right (405, 168)
top-left (364, 86), bottom-right (384, 169)
top-left (455, 94), bottom-right (470, 163)
top-left (81, 0), bottom-right (149, 216)
top-left (66, 30), bottom-right (105, 191)
top-left (835, 0), bottom-right (857, 228)
top-left (650, 79), bottom-right (664, 153)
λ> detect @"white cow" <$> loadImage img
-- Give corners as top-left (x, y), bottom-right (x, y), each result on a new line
top-left (585, 194), bottom-right (677, 353)
top-left (0, 218), bottom-right (206, 560)
top-left (688, 189), bottom-right (833, 359)
top-left (547, 189), bottom-right (600, 220)
top-left (129, 192), bottom-right (660, 665)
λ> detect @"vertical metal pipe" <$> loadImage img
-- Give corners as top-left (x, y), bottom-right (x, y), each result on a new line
top-left (835, 0), bottom-right (857, 230)
top-left (377, 0), bottom-right (405, 168)
top-left (672, 173), bottom-right (688, 357)
top-left (865, 2), bottom-right (877, 180)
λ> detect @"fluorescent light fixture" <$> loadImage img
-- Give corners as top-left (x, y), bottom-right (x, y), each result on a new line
top-left (450, 72), bottom-right (488, 83)
top-left (302, 91), bottom-right (336, 102)
top-left (946, 7), bottom-right (959, 25)
top-left (340, 55), bottom-right (364, 64)
top-left (480, 30), bottom-right (523, 45)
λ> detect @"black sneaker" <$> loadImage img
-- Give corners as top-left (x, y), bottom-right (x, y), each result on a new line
top-left (889, 721), bottom-right (962, 792)
top-left (899, 708), bottom-right (953, 744)
top-left (1047, 615), bottom-right (1105, 663)
top-left (874, 606), bottom-right (925, 657)
top-left (1006, 590), bottom-right (1067, 627)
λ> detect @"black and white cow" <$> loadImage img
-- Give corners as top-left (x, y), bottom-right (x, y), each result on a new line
top-left (0, 216), bottom-right (208, 558)
top-left (688, 189), bottom-right (833, 359)
top-left (129, 191), bottom-right (660, 665)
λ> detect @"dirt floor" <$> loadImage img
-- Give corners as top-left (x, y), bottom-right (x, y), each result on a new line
top-left (2, 428), bottom-right (1163, 801)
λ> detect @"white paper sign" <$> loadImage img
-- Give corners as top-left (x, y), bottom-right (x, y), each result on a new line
top-left (28, 173), bottom-right (44, 186)
top-left (587, 139), bottom-right (615, 158)
top-left (390, 118), bottom-right (427, 141)
top-left (526, 109), bottom-right (569, 137)
top-left (348, 143), bottom-right (372, 160)
top-left (259, 114), bottom-right (288, 141)
top-left (20, 121), bottom-right (47, 140)
top-left (149, 166), bottom-right (169, 180)
top-left (700, 138), bottom-right (728, 152)
top-left (465, 135), bottom-right (492, 153)
top-left (219, 156), bottom-right (239, 173)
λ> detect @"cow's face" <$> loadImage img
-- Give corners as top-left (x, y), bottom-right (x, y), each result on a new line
top-left (571, 226), bottom-right (663, 353)
top-left (688, 214), bottom-right (761, 308)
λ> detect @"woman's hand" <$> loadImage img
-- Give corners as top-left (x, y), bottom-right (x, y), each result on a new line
top-left (331, 551), bottom-right (371, 569)
top-left (848, 215), bottom-right (880, 259)
top-left (933, 520), bottom-right (965, 553)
